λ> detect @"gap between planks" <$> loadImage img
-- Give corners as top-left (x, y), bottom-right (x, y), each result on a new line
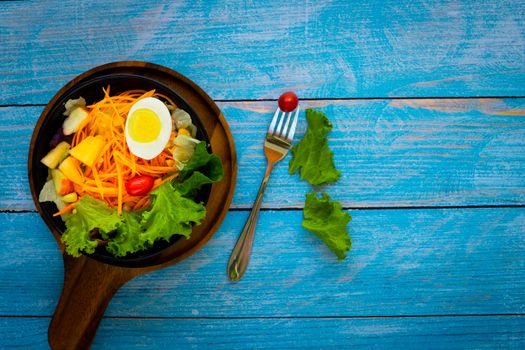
top-left (3, 204), bottom-right (525, 213)
top-left (1, 313), bottom-right (524, 320)
top-left (1, 95), bottom-right (525, 108)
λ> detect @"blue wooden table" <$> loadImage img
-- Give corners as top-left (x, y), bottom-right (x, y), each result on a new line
top-left (1, 1), bottom-right (524, 348)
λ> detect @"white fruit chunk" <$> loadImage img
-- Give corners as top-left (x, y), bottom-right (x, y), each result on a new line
top-left (63, 107), bottom-right (89, 135)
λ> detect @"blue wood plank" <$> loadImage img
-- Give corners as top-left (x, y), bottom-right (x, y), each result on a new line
top-left (0, 1), bottom-right (524, 104)
top-left (1, 316), bottom-right (524, 349)
top-left (3, 99), bottom-right (525, 209)
top-left (1, 209), bottom-right (523, 317)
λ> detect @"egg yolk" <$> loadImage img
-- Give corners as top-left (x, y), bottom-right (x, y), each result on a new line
top-left (128, 108), bottom-right (161, 143)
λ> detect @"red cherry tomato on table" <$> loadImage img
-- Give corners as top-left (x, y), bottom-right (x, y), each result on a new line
top-left (278, 91), bottom-right (299, 112)
top-left (125, 175), bottom-right (155, 196)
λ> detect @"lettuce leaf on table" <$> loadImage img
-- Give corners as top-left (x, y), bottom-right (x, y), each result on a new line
top-left (302, 192), bottom-right (351, 259)
top-left (289, 108), bottom-right (340, 186)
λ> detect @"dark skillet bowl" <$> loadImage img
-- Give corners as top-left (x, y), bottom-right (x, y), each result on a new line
top-left (28, 62), bottom-right (234, 268)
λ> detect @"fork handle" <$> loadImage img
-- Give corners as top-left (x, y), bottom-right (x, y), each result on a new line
top-left (227, 161), bottom-right (274, 281)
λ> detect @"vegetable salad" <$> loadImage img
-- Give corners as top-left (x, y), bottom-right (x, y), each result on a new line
top-left (38, 87), bottom-right (223, 257)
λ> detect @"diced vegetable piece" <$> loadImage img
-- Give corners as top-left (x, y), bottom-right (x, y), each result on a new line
top-left (171, 134), bottom-right (199, 166)
top-left (54, 197), bottom-right (68, 215)
top-left (63, 97), bottom-right (86, 116)
top-left (37, 178), bottom-right (69, 218)
top-left (58, 156), bottom-right (84, 184)
top-left (51, 169), bottom-right (75, 196)
top-left (41, 141), bottom-right (70, 169)
top-left (63, 107), bottom-right (89, 135)
top-left (172, 146), bottom-right (194, 163)
top-left (38, 179), bottom-right (58, 202)
top-left (187, 124), bottom-right (197, 138)
top-left (61, 192), bottom-right (78, 203)
top-left (171, 108), bottom-right (192, 129)
top-left (174, 134), bottom-right (200, 147)
top-left (50, 128), bottom-right (65, 148)
top-left (69, 135), bottom-right (105, 167)
top-left (177, 128), bottom-right (190, 136)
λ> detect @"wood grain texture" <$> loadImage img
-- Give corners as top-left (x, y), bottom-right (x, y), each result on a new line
top-left (48, 255), bottom-right (136, 350)
top-left (1, 0), bottom-right (524, 104)
top-left (2, 0), bottom-right (525, 347)
top-left (3, 98), bottom-right (525, 210)
top-left (1, 209), bottom-right (524, 317)
top-left (1, 316), bottom-right (524, 349)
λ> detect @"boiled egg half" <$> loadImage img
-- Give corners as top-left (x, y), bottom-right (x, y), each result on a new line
top-left (125, 97), bottom-right (172, 160)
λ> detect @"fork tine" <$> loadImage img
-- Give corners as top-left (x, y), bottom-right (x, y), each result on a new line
top-left (274, 110), bottom-right (285, 136)
top-left (279, 111), bottom-right (292, 138)
top-left (285, 107), bottom-right (300, 142)
top-left (267, 108), bottom-right (280, 134)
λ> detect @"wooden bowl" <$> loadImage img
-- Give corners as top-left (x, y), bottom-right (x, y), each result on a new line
top-left (27, 61), bottom-right (237, 349)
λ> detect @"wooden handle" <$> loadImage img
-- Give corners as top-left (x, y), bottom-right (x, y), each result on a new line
top-left (48, 254), bottom-right (137, 350)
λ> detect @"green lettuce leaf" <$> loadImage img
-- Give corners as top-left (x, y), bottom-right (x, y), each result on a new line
top-left (173, 142), bottom-right (224, 198)
top-left (61, 142), bottom-right (223, 258)
top-left (106, 210), bottom-right (146, 257)
top-left (140, 181), bottom-right (207, 243)
top-left (289, 109), bottom-right (340, 186)
top-left (61, 195), bottom-right (122, 257)
top-left (106, 144), bottom-right (223, 256)
top-left (302, 192), bottom-right (351, 259)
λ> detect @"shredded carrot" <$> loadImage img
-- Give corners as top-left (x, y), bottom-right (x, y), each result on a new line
top-left (68, 86), bottom-right (179, 211)
top-left (115, 159), bottom-right (123, 215)
top-left (53, 202), bottom-right (76, 217)
top-left (91, 166), bottom-right (104, 199)
top-left (162, 172), bottom-right (179, 183)
top-left (132, 195), bottom-right (150, 211)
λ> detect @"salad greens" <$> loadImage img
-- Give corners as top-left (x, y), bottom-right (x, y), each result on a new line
top-left (302, 192), bottom-right (351, 259)
top-left (141, 183), bottom-right (206, 241)
top-left (288, 108), bottom-right (352, 260)
top-left (106, 211), bottom-right (144, 257)
top-left (61, 143), bottom-right (223, 258)
top-left (174, 142), bottom-right (224, 197)
top-left (106, 183), bottom-right (206, 257)
top-left (62, 195), bottom-right (122, 257)
top-left (288, 108), bottom-right (340, 186)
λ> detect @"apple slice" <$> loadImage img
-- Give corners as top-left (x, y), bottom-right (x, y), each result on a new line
top-left (41, 141), bottom-right (70, 169)
top-left (63, 107), bottom-right (89, 135)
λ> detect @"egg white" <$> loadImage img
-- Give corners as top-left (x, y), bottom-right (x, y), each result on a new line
top-left (125, 97), bottom-right (172, 160)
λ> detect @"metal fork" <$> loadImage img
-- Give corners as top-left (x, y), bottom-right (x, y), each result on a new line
top-left (227, 105), bottom-right (300, 281)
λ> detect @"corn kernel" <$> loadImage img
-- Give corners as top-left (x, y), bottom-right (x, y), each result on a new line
top-left (178, 128), bottom-right (190, 136)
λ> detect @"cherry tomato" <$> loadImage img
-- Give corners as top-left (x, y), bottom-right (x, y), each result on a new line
top-left (125, 175), bottom-right (155, 196)
top-left (278, 91), bottom-right (299, 112)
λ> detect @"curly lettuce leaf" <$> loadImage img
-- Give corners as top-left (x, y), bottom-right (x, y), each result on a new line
top-left (103, 144), bottom-right (222, 257)
top-left (302, 192), bottom-right (351, 259)
top-left (106, 210), bottom-right (146, 257)
top-left (61, 195), bottom-right (122, 257)
top-left (61, 142), bottom-right (223, 258)
top-left (106, 183), bottom-right (207, 257)
top-left (289, 109), bottom-right (340, 186)
top-left (141, 181), bottom-right (206, 243)
top-left (173, 142), bottom-right (224, 198)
